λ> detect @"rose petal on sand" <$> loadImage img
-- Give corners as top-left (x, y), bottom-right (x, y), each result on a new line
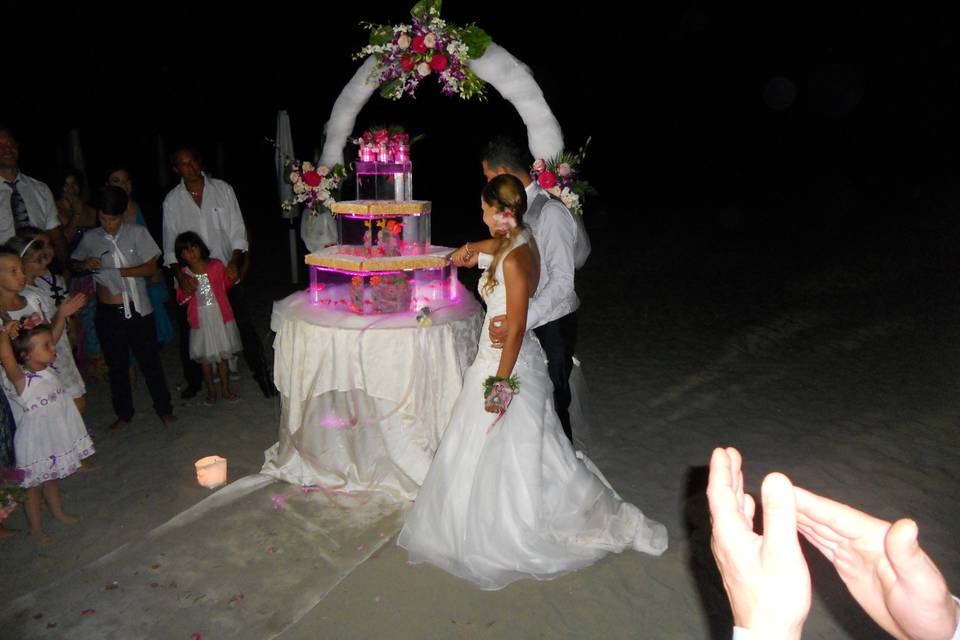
top-left (192, 634), bottom-right (203, 640)
top-left (149, 582), bottom-right (159, 588)
top-left (81, 609), bottom-right (95, 616)
top-left (356, 544), bottom-right (366, 552)
top-left (228, 592), bottom-right (245, 608)
top-left (46, 623), bottom-right (57, 629)
top-left (266, 545), bottom-right (277, 554)
top-left (104, 582), bottom-right (119, 591)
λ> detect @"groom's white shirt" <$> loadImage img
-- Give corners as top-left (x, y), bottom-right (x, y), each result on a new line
top-left (478, 181), bottom-right (589, 330)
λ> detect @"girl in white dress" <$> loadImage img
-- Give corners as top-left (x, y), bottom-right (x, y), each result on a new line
top-left (398, 175), bottom-right (668, 590)
top-left (2, 234), bottom-right (87, 414)
top-left (174, 232), bottom-right (241, 405)
top-left (0, 288), bottom-right (91, 547)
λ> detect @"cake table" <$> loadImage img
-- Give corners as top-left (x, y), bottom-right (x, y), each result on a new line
top-left (261, 288), bottom-right (483, 500)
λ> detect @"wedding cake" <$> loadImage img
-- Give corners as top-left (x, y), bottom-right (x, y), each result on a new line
top-left (306, 142), bottom-right (458, 315)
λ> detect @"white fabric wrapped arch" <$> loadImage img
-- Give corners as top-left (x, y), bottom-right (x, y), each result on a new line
top-left (304, 43), bottom-right (563, 252)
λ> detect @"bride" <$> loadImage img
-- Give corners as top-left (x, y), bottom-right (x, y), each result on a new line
top-left (397, 175), bottom-right (668, 590)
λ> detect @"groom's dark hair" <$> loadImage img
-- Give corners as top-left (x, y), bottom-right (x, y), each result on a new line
top-left (481, 136), bottom-right (532, 174)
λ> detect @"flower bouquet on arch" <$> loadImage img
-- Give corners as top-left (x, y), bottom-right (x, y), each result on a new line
top-left (282, 160), bottom-right (348, 218)
top-left (355, 0), bottom-right (491, 100)
top-left (529, 138), bottom-right (596, 216)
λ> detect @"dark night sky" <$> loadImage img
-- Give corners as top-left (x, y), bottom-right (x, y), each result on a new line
top-left (4, 4), bottom-right (959, 256)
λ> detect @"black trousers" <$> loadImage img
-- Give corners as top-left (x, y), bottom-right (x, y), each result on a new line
top-left (533, 311), bottom-right (578, 442)
top-left (177, 281), bottom-right (271, 389)
top-left (95, 303), bottom-right (173, 421)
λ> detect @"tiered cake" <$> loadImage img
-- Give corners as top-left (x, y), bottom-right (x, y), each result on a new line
top-left (306, 155), bottom-right (458, 314)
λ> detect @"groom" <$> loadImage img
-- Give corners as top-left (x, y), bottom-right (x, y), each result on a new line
top-left (456, 137), bottom-right (590, 442)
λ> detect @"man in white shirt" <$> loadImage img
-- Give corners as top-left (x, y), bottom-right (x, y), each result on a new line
top-left (455, 137), bottom-right (590, 442)
top-left (0, 127), bottom-right (68, 259)
top-left (162, 147), bottom-right (274, 399)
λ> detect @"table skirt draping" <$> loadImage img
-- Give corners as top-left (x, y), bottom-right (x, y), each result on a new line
top-left (262, 289), bottom-right (483, 500)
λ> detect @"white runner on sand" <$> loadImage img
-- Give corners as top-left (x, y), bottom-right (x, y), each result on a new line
top-left (0, 474), bottom-right (406, 639)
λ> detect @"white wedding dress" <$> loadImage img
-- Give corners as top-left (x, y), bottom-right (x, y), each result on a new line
top-left (397, 230), bottom-right (667, 590)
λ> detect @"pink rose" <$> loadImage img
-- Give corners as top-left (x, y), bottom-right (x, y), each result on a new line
top-left (362, 131), bottom-right (373, 143)
top-left (429, 53), bottom-right (448, 71)
top-left (302, 171), bottom-right (322, 188)
top-left (417, 62), bottom-right (432, 77)
top-left (397, 34), bottom-right (411, 50)
top-left (532, 158), bottom-right (546, 173)
top-left (401, 55), bottom-right (414, 71)
top-left (424, 33), bottom-right (437, 49)
top-left (412, 34), bottom-right (427, 54)
top-left (557, 163), bottom-right (572, 177)
top-left (537, 171), bottom-right (558, 190)
top-left (373, 129), bottom-right (389, 145)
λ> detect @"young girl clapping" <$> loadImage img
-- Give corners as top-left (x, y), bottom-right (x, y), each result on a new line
top-left (0, 286), bottom-right (90, 546)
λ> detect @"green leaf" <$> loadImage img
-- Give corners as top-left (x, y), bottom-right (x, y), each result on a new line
top-left (410, 0), bottom-right (441, 20)
top-left (379, 78), bottom-right (403, 100)
top-left (368, 25), bottom-right (393, 47)
top-left (460, 25), bottom-right (492, 59)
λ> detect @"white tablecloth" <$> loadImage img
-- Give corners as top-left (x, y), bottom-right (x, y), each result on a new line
top-left (262, 287), bottom-right (483, 500)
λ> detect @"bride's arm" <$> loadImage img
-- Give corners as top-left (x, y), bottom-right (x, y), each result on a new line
top-left (451, 238), bottom-right (501, 268)
top-left (494, 247), bottom-right (533, 381)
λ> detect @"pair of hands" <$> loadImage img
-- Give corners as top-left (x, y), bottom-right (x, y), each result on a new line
top-left (1, 295), bottom-right (87, 340)
top-left (708, 447), bottom-right (959, 639)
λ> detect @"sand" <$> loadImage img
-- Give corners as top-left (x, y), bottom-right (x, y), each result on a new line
top-left (2, 208), bottom-right (959, 638)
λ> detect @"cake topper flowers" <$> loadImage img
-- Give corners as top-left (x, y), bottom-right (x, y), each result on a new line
top-left (529, 138), bottom-right (595, 216)
top-left (355, 0), bottom-right (491, 100)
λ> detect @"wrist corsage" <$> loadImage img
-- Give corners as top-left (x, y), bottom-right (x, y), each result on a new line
top-left (483, 375), bottom-right (519, 430)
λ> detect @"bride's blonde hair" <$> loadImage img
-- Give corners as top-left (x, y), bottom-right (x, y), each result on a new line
top-left (481, 174), bottom-right (527, 297)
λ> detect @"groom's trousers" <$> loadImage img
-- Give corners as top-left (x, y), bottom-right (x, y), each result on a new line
top-left (534, 311), bottom-right (578, 442)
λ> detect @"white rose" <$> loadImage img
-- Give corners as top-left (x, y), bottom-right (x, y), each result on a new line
top-left (424, 33), bottom-right (437, 48)
top-left (317, 165), bottom-right (330, 177)
top-left (293, 181), bottom-right (306, 194)
top-left (558, 163), bottom-right (572, 177)
top-left (316, 189), bottom-right (329, 202)
top-left (289, 172), bottom-right (301, 184)
top-left (548, 186), bottom-right (562, 198)
top-left (302, 161), bottom-right (315, 173)
top-left (397, 34), bottom-right (411, 50)
top-left (417, 62), bottom-right (432, 76)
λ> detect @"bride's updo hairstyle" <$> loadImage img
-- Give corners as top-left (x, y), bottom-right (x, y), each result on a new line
top-left (481, 174), bottom-right (527, 296)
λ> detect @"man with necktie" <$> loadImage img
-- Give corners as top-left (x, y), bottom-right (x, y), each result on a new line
top-left (0, 128), bottom-right (68, 260)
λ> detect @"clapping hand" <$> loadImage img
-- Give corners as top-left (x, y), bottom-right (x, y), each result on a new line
top-left (707, 447), bottom-right (811, 639)
top-left (2, 320), bottom-right (19, 339)
top-left (795, 487), bottom-right (960, 640)
top-left (58, 294), bottom-right (87, 319)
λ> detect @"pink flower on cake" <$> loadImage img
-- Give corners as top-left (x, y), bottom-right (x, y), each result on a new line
top-left (412, 34), bottom-right (427, 54)
top-left (537, 171), bottom-right (558, 190)
top-left (557, 163), bottom-right (572, 177)
top-left (417, 62), bottom-right (432, 77)
top-left (397, 34), bottom-right (411, 50)
top-left (429, 53), bottom-right (448, 72)
top-left (532, 158), bottom-right (547, 173)
top-left (424, 33), bottom-right (437, 49)
top-left (401, 55), bottom-right (415, 71)
top-left (373, 129), bottom-right (390, 145)
top-left (302, 171), bottom-right (322, 188)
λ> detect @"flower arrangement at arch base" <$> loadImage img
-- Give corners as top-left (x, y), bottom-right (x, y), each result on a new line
top-left (355, 0), bottom-right (491, 100)
top-left (529, 138), bottom-right (595, 216)
top-left (282, 160), bottom-right (349, 218)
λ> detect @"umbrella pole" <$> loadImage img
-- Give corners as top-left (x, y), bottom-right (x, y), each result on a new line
top-left (289, 216), bottom-right (299, 285)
